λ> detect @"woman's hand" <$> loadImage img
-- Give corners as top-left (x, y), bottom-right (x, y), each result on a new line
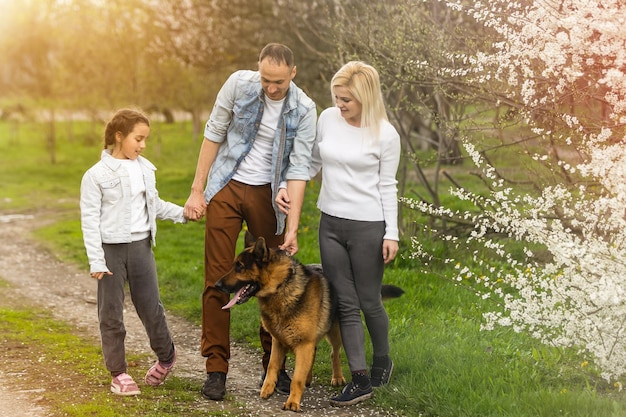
top-left (275, 188), bottom-right (290, 215)
top-left (382, 240), bottom-right (399, 264)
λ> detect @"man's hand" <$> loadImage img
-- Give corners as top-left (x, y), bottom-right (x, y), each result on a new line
top-left (184, 191), bottom-right (207, 221)
top-left (184, 139), bottom-right (219, 221)
top-left (279, 230), bottom-right (299, 256)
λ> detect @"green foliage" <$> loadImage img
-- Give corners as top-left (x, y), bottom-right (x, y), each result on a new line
top-left (3, 120), bottom-right (626, 417)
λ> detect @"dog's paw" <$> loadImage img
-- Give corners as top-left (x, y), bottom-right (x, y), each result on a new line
top-left (330, 375), bottom-right (346, 387)
top-left (282, 399), bottom-right (301, 412)
top-left (260, 382), bottom-right (276, 399)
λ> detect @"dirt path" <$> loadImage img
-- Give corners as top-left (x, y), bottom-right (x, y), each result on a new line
top-left (0, 212), bottom-right (396, 417)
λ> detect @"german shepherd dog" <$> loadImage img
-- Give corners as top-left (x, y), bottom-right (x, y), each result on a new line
top-left (215, 233), bottom-right (404, 412)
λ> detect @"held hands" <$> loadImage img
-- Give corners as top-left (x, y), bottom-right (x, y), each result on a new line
top-left (184, 191), bottom-right (207, 221)
top-left (382, 239), bottom-right (399, 264)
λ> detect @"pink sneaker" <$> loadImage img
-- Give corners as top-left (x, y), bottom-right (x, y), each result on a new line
top-left (110, 373), bottom-right (141, 396)
top-left (145, 348), bottom-right (176, 386)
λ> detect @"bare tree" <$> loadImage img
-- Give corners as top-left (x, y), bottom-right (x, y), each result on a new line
top-left (270, 0), bottom-right (484, 228)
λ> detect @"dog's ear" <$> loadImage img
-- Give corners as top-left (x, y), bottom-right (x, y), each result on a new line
top-left (244, 230), bottom-right (256, 248)
top-left (254, 237), bottom-right (271, 262)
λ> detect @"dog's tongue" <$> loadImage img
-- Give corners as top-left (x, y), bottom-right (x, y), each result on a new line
top-left (222, 286), bottom-right (245, 310)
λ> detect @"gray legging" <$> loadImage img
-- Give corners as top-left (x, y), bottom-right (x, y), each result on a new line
top-left (99, 238), bottom-right (175, 376)
top-left (319, 212), bottom-right (390, 373)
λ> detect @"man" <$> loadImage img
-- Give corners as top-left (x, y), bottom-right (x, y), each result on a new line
top-left (183, 43), bottom-right (317, 401)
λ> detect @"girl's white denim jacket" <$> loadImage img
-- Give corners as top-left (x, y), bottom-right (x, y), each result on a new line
top-left (80, 150), bottom-right (185, 273)
top-left (203, 69), bottom-right (317, 235)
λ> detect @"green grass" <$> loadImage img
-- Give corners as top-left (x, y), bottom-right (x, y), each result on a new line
top-left (2, 119), bottom-right (626, 417)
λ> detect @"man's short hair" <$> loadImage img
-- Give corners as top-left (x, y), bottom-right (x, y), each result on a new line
top-left (259, 43), bottom-right (295, 68)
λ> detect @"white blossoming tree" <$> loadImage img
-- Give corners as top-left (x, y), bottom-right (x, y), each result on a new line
top-left (404, 0), bottom-right (626, 382)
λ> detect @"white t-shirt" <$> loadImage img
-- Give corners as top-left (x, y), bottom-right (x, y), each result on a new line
top-left (233, 96), bottom-right (284, 185)
top-left (119, 158), bottom-right (150, 239)
top-left (311, 107), bottom-right (401, 241)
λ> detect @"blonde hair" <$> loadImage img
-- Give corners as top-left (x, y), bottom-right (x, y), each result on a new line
top-left (331, 61), bottom-right (387, 136)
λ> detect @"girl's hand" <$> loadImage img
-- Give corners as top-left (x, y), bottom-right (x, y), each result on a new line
top-left (184, 208), bottom-right (205, 222)
top-left (184, 191), bottom-right (207, 221)
top-left (90, 271), bottom-right (113, 280)
top-left (275, 188), bottom-right (290, 215)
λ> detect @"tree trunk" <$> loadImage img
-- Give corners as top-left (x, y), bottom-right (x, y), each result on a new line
top-left (47, 109), bottom-right (56, 165)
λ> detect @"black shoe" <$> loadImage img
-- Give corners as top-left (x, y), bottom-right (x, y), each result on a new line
top-left (202, 372), bottom-right (226, 401)
top-left (330, 381), bottom-right (373, 407)
top-left (371, 358), bottom-right (394, 387)
top-left (259, 369), bottom-right (291, 394)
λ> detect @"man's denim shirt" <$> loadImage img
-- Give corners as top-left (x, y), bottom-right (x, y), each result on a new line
top-left (203, 69), bottom-right (317, 234)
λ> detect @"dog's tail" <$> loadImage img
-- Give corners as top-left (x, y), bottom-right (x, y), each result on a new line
top-left (381, 284), bottom-right (404, 300)
top-left (308, 262), bottom-right (404, 300)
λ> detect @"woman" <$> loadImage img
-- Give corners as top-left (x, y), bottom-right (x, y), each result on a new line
top-left (310, 61), bottom-right (401, 406)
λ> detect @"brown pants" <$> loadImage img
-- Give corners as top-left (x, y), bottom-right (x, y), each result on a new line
top-left (201, 180), bottom-right (284, 374)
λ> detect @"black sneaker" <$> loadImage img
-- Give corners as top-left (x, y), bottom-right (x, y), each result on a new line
top-left (202, 372), bottom-right (226, 401)
top-left (259, 369), bottom-right (291, 394)
top-left (329, 381), bottom-right (373, 407)
top-left (371, 358), bottom-right (394, 387)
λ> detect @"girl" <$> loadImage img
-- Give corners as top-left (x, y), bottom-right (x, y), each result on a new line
top-left (80, 109), bottom-right (187, 395)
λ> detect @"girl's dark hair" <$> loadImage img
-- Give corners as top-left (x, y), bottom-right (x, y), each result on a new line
top-left (103, 109), bottom-right (150, 149)
top-left (258, 43), bottom-right (295, 68)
